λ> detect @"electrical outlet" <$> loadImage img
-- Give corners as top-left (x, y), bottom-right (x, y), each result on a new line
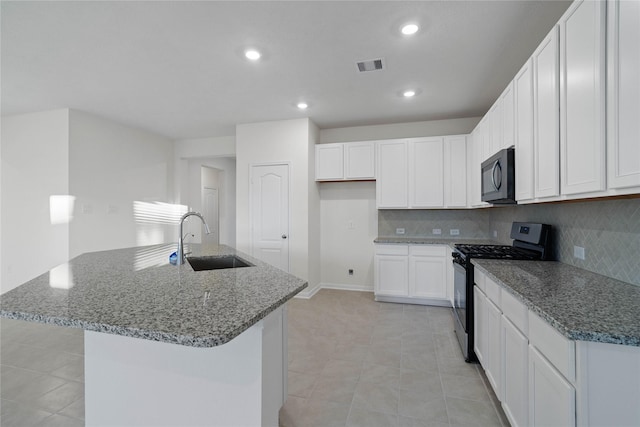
top-left (493, 230), bottom-right (498, 238)
top-left (450, 229), bottom-right (460, 236)
top-left (82, 204), bottom-right (93, 214)
top-left (432, 228), bottom-right (442, 235)
top-left (574, 245), bottom-right (586, 260)
top-left (348, 269), bottom-right (354, 276)
top-left (396, 228), bottom-right (405, 235)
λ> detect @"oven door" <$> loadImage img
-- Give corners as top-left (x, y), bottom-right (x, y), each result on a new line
top-left (452, 260), bottom-right (468, 330)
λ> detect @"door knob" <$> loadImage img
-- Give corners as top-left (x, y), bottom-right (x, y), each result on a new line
top-left (282, 234), bottom-right (288, 239)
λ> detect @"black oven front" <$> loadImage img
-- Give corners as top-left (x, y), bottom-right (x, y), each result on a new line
top-left (451, 251), bottom-right (476, 362)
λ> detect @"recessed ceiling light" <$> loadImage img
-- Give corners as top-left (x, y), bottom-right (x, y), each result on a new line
top-left (401, 23), bottom-right (419, 35)
top-left (297, 102), bottom-right (308, 110)
top-left (245, 49), bottom-right (261, 61)
top-left (403, 90), bottom-right (416, 98)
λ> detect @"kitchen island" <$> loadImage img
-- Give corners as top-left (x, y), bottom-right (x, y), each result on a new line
top-left (0, 243), bottom-right (307, 427)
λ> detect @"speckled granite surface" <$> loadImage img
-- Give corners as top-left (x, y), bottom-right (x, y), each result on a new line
top-left (375, 237), bottom-right (496, 246)
top-left (0, 244), bottom-right (307, 348)
top-left (472, 260), bottom-right (640, 347)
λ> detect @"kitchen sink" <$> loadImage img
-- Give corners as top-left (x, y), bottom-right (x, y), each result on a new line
top-left (187, 255), bottom-right (253, 271)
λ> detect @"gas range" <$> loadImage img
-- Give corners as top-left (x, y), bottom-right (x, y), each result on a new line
top-left (451, 222), bottom-right (552, 363)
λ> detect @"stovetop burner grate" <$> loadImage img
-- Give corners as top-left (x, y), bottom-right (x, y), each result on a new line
top-left (454, 244), bottom-right (541, 260)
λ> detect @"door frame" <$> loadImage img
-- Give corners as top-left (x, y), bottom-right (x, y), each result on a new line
top-left (249, 162), bottom-right (292, 271)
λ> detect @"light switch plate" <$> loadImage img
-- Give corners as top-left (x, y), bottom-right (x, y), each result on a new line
top-left (574, 245), bottom-right (585, 260)
top-left (450, 229), bottom-right (460, 236)
top-left (432, 228), bottom-right (442, 235)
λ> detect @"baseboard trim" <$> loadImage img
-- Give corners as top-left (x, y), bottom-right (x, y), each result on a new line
top-left (294, 282), bottom-right (373, 299)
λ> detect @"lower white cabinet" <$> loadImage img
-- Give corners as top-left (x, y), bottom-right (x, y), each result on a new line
top-left (474, 286), bottom-right (487, 365)
top-left (375, 244), bottom-right (449, 305)
top-left (486, 298), bottom-right (503, 400)
top-left (502, 317), bottom-right (529, 427)
top-left (529, 345), bottom-right (576, 427)
top-left (374, 245), bottom-right (409, 297)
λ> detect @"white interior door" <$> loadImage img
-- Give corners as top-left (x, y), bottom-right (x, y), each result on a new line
top-left (250, 164), bottom-right (289, 272)
top-left (202, 187), bottom-right (219, 245)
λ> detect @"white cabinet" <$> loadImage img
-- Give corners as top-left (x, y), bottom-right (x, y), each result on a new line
top-left (529, 345), bottom-right (576, 427)
top-left (374, 245), bottom-right (409, 297)
top-left (315, 141), bottom-right (375, 181)
top-left (468, 127), bottom-right (489, 207)
top-left (409, 245), bottom-right (447, 299)
top-left (376, 141), bottom-right (408, 208)
top-left (488, 99), bottom-right (502, 157)
top-left (607, 0), bottom-right (640, 191)
top-left (559, 0), bottom-right (606, 196)
top-left (444, 135), bottom-right (467, 207)
top-left (473, 286), bottom-right (487, 365)
top-left (315, 143), bottom-right (344, 180)
top-left (501, 82), bottom-right (516, 150)
top-left (486, 297), bottom-right (503, 400)
top-left (409, 138), bottom-right (444, 208)
top-left (515, 59), bottom-right (535, 202)
top-left (376, 136), bottom-right (468, 209)
top-left (533, 26), bottom-right (561, 199)
top-left (344, 141), bottom-right (376, 180)
top-left (502, 317), bottom-right (529, 427)
top-left (375, 244), bottom-right (449, 305)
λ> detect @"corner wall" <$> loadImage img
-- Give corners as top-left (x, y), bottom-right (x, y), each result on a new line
top-left (1, 109), bottom-right (70, 293)
top-left (236, 118), bottom-right (316, 284)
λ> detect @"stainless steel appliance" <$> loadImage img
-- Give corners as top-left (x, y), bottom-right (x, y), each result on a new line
top-left (481, 147), bottom-right (516, 204)
top-left (451, 222), bottom-right (551, 362)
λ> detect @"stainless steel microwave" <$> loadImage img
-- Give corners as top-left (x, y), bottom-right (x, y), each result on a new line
top-left (481, 147), bottom-right (516, 204)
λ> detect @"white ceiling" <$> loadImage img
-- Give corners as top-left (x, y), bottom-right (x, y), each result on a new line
top-left (1, 1), bottom-right (571, 140)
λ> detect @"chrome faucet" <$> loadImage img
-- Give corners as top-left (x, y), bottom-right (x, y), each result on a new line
top-left (177, 211), bottom-right (211, 265)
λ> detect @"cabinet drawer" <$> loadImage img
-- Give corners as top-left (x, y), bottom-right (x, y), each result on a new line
top-left (484, 276), bottom-right (501, 307)
top-left (375, 244), bottom-right (409, 256)
top-left (528, 311), bottom-right (575, 383)
top-left (410, 245), bottom-right (447, 257)
top-left (501, 290), bottom-right (528, 335)
top-left (475, 268), bottom-right (487, 292)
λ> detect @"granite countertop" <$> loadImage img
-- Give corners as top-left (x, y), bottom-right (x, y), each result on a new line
top-left (472, 259), bottom-right (640, 347)
top-left (375, 236), bottom-right (496, 246)
top-left (0, 244), bottom-right (307, 348)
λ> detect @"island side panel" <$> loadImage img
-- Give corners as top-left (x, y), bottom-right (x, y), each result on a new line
top-left (85, 307), bottom-right (285, 427)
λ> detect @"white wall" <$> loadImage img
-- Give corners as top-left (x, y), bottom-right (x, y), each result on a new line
top-left (236, 118), bottom-right (318, 286)
top-left (68, 110), bottom-right (175, 258)
top-left (319, 117), bottom-right (481, 143)
top-left (320, 182), bottom-right (377, 291)
top-left (1, 109), bottom-right (71, 294)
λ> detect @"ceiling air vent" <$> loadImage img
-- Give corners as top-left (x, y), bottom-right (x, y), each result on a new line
top-left (356, 58), bottom-right (384, 72)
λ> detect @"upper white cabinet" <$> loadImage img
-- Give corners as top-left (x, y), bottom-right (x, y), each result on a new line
top-left (515, 59), bottom-right (535, 202)
top-left (607, 0), bottom-right (640, 191)
top-left (444, 135), bottom-right (468, 207)
top-left (559, 0), bottom-right (606, 196)
top-left (376, 140), bottom-right (408, 208)
top-left (501, 82), bottom-right (516, 150)
top-left (533, 26), bottom-right (561, 199)
top-left (409, 137), bottom-right (444, 208)
top-left (315, 141), bottom-right (375, 181)
top-left (377, 136), bottom-right (469, 209)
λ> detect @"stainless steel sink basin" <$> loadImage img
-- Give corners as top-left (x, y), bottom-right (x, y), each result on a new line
top-left (186, 255), bottom-right (253, 271)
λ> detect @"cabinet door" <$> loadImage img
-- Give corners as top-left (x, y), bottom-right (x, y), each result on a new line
top-left (345, 141), bottom-right (375, 180)
top-left (529, 346), bottom-right (576, 427)
top-left (315, 144), bottom-right (344, 181)
top-left (489, 99), bottom-right (503, 156)
top-left (559, 0), bottom-right (606, 195)
top-left (409, 254), bottom-right (447, 299)
top-left (515, 59), bottom-right (535, 201)
top-left (474, 286), bottom-right (488, 366)
top-left (533, 26), bottom-right (560, 198)
top-left (486, 299), bottom-right (503, 400)
top-left (444, 135), bottom-right (467, 207)
top-left (502, 317), bottom-right (529, 427)
top-left (607, 0), bottom-right (640, 190)
top-left (374, 255), bottom-right (409, 297)
top-left (376, 141), bottom-right (408, 208)
top-left (409, 138), bottom-right (444, 208)
top-left (501, 82), bottom-right (515, 150)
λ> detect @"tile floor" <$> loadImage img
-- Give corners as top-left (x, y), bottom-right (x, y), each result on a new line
top-left (1, 289), bottom-right (508, 427)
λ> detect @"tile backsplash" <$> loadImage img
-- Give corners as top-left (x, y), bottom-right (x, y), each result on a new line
top-left (378, 209), bottom-right (490, 239)
top-left (489, 198), bottom-right (640, 286)
top-left (378, 197), bottom-right (640, 286)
